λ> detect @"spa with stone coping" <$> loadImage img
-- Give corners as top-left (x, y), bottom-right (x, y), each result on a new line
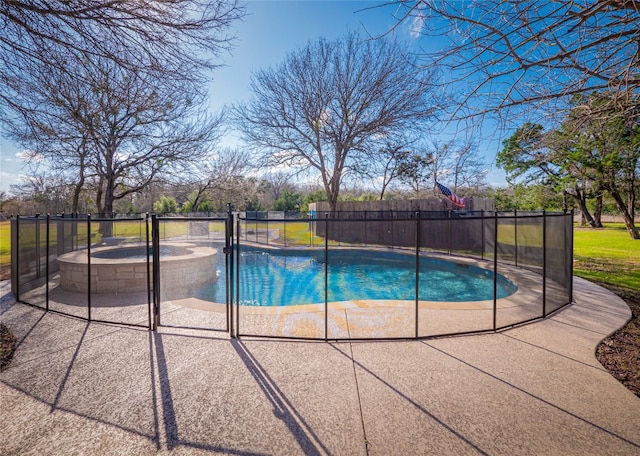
top-left (57, 242), bottom-right (217, 294)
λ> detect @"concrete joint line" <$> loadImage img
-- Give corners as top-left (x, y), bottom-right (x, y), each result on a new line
top-left (345, 309), bottom-right (370, 455)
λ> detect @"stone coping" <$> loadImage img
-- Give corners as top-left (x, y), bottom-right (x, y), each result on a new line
top-left (57, 242), bottom-right (218, 294)
top-left (57, 241), bottom-right (215, 264)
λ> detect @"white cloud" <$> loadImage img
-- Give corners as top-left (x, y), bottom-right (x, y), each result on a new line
top-left (0, 170), bottom-right (25, 191)
top-left (15, 149), bottom-right (43, 162)
top-left (409, 10), bottom-right (426, 39)
top-left (271, 150), bottom-right (308, 169)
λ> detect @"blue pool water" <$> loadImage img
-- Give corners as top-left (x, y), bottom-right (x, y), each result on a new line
top-left (202, 247), bottom-right (517, 306)
top-left (92, 246), bottom-right (187, 260)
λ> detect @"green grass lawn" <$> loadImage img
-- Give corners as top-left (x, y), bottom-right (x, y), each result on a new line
top-left (0, 221), bottom-right (9, 269)
top-left (573, 223), bottom-right (640, 290)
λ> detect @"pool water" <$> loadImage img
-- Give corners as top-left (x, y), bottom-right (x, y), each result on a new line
top-left (202, 247), bottom-right (517, 306)
top-left (92, 246), bottom-right (187, 260)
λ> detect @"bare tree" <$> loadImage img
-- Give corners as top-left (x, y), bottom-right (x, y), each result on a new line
top-left (5, 46), bottom-right (223, 219)
top-left (234, 32), bottom-right (438, 211)
top-left (425, 140), bottom-right (454, 197)
top-left (363, 138), bottom-right (414, 200)
top-left (396, 148), bottom-right (433, 199)
top-left (449, 141), bottom-right (489, 192)
top-left (394, 138), bottom-right (487, 198)
top-left (262, 172), bottom-right (296, 207)
top-left (0, 1), bottom-right (244, 97)
top-left (1, 1), bottom-right (243, 220)
top-left (9, 172), bottom-right (73, 214)
top-left (180, 147), bottom-right (254, 212)
top-left (393, 1), bottom-right (640, 121)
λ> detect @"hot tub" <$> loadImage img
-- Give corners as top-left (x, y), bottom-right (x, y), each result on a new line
top-left (57, 242), bottom-right (217, 295)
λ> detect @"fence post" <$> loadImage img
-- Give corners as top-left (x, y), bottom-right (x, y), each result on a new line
top-left (151, 214), bottom-right (161, 329)
top-left (226, 203), bottom-right (235, 337)
top-left (481, 210), bottom-right (485, 260)
top-left (493, 211), bottom-right (498, 331)
top-left (448, 209), bottom-right (452, 255)
top-left (13, 215), bottom-right (19, 301)
top-left (45, 214), bottom-right (50, 311)
top-left (542, 209), bottom-right (547, 317)
top-left (87, 214), bottom-right (92, 321)
top-left (324, 213), bottom-right (329, 341)
top-left (145, 213), bottom-right (152, 330)
top-left (514, 209), bottom-right (518, 267)
top-left (415, 211), bottom-right (420, 338)
top-left (569, 209), bottom-right (574, 304)
top-left (35, 213), bottom-right (41, 280)
top-left (235, 216), bottom-right (240, 336)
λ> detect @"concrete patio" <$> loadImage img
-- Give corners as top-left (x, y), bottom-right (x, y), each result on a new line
top-left (1, 277), bottom-right (639, 455)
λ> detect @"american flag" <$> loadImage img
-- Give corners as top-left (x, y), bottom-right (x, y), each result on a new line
top-left (436, 182), bottom-right (466, 208)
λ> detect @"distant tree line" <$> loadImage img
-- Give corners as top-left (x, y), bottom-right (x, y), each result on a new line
top-left (5, 169), bottom-right (633, 218)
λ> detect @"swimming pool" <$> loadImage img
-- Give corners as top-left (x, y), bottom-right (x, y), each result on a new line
top-left (202, 247), bottom-right (517, 306)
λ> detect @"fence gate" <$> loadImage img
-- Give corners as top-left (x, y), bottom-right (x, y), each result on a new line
top-left (152, 210), bottom-right (233, 333)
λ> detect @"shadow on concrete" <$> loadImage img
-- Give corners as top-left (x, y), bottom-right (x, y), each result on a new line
top-left (329, 342), bottom-right (490, 455)
top-left (421, 340), bottom-right (640, 452)
top-left (231, 339), bottom-right (331, 456)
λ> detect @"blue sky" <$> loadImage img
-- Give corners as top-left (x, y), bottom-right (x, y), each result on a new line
top-left (0, 0), bottom-right (508, 193)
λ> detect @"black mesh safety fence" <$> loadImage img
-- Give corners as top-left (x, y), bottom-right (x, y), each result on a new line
top-left (235, 244), bottom-right (327, 339)
top-left (419, 216), bottom-right (449, 254)
top-left (495, 213), bottom-right (545, 329)
top-left (515, 213), bottom-right (545, 272)
top-left (14, 216), bottom-right (45, 307)
top-left (87, 217), bottom-right (150, 327)
top-left (47, 216), bottom-right (90, 320)
top-left (10, 211), bottom-right (573, 340)
top-left (483, 214), bottom-right (496, 263)
top-left (452, 216), bottom-right (485, 258)
top-left (12, 214), bottom-right (151, 327)
top-left (326, 218), bottom-right (416, 340)
top-left (235, 211), bottom-right (572, 340)
top-left (496, 214), bottom-right (517, 265)
top-left (544, 213), bottom-right (574, 315)
top-left (154, 216), bottom-right (229, 332)
top-left (419, 215), bottom-right (493, 338)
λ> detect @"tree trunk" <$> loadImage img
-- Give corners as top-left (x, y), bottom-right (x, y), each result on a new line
top-left (593, 190), bottom-right (603, 228)
top-left (72, 156), bottom-right (85, 213)
top-left (328, 193), bottom-right (338, 214)
top-left (95, 175), bottom-right (105, 215)
top-left (72, 181), bottom-right (83, 214)
top-left (630, 193), bottom-right (636, 221)
top-left (379, 181), bottom-right (389, 201)
top-left (569, 187), bottom-right (599, 228)
top-left (97, 174), bottom-right (115, 239)
top-left (608, 186), bottom-right (639, 240)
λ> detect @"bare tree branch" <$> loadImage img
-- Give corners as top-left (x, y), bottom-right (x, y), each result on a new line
top-left (234, 32), bottom-right (439, 211)
top-left (395, 0), bottom-right (640, 122)
top-left (3, 43), bottom-right (224, 217)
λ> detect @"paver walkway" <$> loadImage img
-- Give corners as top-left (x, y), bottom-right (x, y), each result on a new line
top-left (1, 277), bottom-right (639, 455)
